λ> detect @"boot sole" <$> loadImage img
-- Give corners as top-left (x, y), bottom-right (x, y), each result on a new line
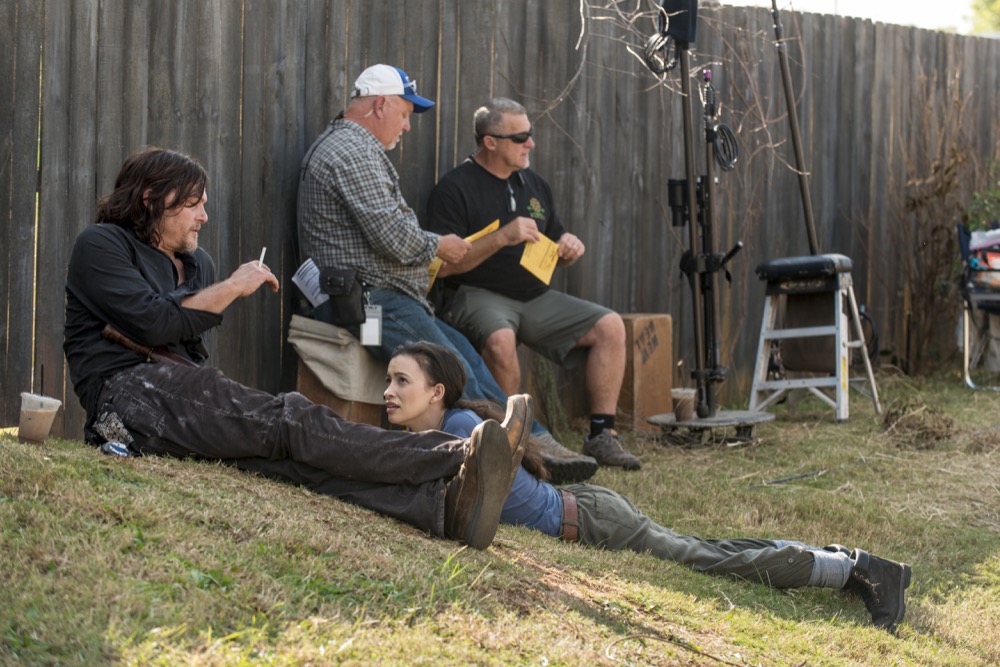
top-left (545, 457), bottom-right (599, 485)
top-left (502, 395), bottom-right (533, 472)
top-left (583, 452), bottom-right (642, 471)
top-left (461, 421), bottom-right (513, 550)
top-left (889, 563), bottom-right (913, 628)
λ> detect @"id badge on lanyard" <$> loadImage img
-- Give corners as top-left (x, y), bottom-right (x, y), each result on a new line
top-left (361, 305), bottom-right (382, 346)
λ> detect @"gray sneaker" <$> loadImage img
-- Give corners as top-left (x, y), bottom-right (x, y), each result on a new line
top-left (583, 429), bottom-right (641, 470)
top-left (533, 431), bottom-right (598, 485)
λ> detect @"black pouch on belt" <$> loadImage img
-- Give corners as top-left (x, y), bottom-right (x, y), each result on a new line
top-left (318, 267), bottom-right (366, 326)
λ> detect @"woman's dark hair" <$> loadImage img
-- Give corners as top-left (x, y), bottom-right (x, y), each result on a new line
top-left (95, 146), bottom-right (208, 247)
top-left (392, 341), bottom-right (550, 481)
top-left (394, 342), bottom-right (468, 410)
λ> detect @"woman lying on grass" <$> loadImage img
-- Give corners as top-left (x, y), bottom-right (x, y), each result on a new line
top-left (384, 341), bottom-right (913, 634)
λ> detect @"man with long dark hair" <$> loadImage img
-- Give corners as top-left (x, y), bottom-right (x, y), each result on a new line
top-left (63, 146), bottom-right (530, 550)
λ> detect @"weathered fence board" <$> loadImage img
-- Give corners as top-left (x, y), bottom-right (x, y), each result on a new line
top-left (3, 1), bottom-right (999, 437)
top-left (240, 0), bottom-right (305, 391)
top-left (34, 0), bottom-right (99, 435)
top-left (1, 0), bottom-right (44, 427)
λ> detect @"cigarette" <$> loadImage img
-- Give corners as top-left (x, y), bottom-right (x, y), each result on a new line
top-left (258, 247), bottom-right (266, 269)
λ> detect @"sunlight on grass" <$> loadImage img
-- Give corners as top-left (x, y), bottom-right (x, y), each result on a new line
top-left (2, 372), bottom-right (999, 665)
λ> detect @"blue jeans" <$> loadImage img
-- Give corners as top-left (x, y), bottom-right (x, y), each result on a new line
top-left (367, 289), bottom-right (547, 436)
top-left (98, 362), bottom-right (464, 536)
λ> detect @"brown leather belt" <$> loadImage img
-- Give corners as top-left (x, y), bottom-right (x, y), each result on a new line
top-left (560, 489), bottom-right (579, 542)
top-left (101, 324), bottom-right (199, 367)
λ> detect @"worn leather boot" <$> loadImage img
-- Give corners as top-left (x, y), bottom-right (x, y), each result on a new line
top-left (844, 548), bottom-right (912, 633)
top-left (533, 431), bottom-right (598, 484)
top-left (444, 420), bottom-right (514, 550)
top-left (500, 394), bottom-right (533, 485)
top-left (583, 429), bottom-right (641, 471)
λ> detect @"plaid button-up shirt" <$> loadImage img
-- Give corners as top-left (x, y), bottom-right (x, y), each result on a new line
top-left (297, 118), bottom-right (440, 311)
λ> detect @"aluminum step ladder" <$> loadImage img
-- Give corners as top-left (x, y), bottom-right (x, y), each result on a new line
top-left (749, 254), bottom-right (881, 421)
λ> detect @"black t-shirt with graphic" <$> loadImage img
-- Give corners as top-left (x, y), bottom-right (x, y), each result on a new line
top-left (425, 158), bottom-right (566, 302)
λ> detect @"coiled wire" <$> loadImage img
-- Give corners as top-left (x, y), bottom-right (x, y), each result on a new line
top-left (713, 124), bottom-right (739, 171)
top-left (700, 71), bottom-right (739, 171)
top-left (643, 31), bottom-right (678, 74)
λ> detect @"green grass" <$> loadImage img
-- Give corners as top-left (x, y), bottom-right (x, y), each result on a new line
top-left (2, 369), bottom-right (999, 665)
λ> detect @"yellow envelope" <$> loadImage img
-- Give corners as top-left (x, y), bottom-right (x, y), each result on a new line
top-left (466, 219), bottom-right (500, 243)
top-left (427, 220), bottom-right (501, 291)
top-left (427, 257), bottom-right (444, 288)
top-left (520, 234), bottom-right (559, 285)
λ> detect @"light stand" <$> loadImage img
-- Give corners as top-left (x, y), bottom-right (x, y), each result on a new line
top-left (645, 0), bottom-right (772, 442)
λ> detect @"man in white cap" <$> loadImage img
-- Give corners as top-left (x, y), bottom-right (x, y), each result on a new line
top-left (297, 65), bottom-right (599, 485)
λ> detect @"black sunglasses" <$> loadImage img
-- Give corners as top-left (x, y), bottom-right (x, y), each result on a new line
top-left (486, 129), bottom-right (533, 144)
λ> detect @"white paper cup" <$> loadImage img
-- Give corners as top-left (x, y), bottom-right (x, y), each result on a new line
top-left (18, 392), bottom-right (62, 443)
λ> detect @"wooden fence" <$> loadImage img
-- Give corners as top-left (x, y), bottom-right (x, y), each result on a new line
top-left (3, 0), bottom-right (999, 437)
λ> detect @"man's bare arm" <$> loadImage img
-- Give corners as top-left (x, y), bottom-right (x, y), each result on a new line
top-left (181, 261), bottom-right (280, 314)
top-left (438, 217), bottom-right (541, 278)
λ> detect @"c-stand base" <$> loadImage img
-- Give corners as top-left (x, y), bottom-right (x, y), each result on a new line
top-left (647, 409), bottom-right (774, 447)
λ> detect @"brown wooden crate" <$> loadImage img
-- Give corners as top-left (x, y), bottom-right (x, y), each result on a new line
top-left (620, 314), bottom-right (673, 432)
top-left (296, 359), bottom-right (385, 428)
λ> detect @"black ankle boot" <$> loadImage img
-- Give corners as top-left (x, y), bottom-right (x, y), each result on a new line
top-left (844, 548), bottom-right (912, 633)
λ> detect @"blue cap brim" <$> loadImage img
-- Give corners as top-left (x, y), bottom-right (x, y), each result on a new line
top-left (403, 93), bottom-right (435, 113)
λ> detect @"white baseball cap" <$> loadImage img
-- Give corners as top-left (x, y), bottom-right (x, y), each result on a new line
top-left (352, 64), bottom-right (435, 113)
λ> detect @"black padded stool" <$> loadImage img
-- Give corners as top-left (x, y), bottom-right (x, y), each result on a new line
top-left (749, 253), bottom-right (881, 421)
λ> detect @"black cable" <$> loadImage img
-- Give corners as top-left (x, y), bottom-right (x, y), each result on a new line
top-left (700, 72), bottom-right (739, 171)
top-left (713, 123), bottom-right (739, 171)
top-left (857, 307), bottom-right (880, 364)
top-left (643, 32), bottom-right (678, 74)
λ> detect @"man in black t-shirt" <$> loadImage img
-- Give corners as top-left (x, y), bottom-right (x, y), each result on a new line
top-left (426, 98), bottom-right (640, 471)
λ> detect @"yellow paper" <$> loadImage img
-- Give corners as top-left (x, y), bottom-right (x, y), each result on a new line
top-left (427, 257), bottom-right (443, 288)
top-left (427, 220), bottom-right (502, 291)
top-left (520, 234), bottom-right (559, 285)
top-left (466, 219), bottom-right (500, 243)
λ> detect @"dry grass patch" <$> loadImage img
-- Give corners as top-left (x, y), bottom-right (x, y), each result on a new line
top-left (881, 398), bottom-right (956, 448)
